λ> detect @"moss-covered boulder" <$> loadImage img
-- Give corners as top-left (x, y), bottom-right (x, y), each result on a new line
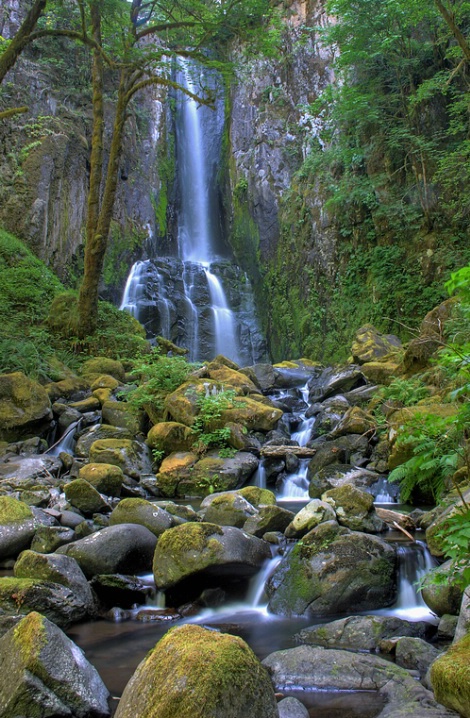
top-left (30, 526), bottom-right (75, 553)
top-left (425, 490), bottom-right (470, 556)
top-left (431, 632), bottom-right (470, 717)
top-left (153, 522), bottom-right (271, 591)
top-left (329, 406), bottom-right (375, 438)
top-left (219, 396), bottom-right (283, 432)
top-left (388, 404), bottom-right (458, 471)
top-left (146, 421), bottom-right (194, 454)
top-left (0, 577), bottom-right (88, 626)
top-left (360, 360), bottom-right (401, 386)
top-left (164, 380), bottom-right (225, 426)
top-left (80, 357), bottom-right (125, 383)
top-left (45, 376), bottom-right (91, 403)
top-left (109, 498), bottom-right (174, 536)
top-left (57, 523), bottom-right (157, 578)
top-left (68, 395), bottom-right (102, 413)
top-left (75, 424), bottom-right (134, 458)
top-left (351, 325), bottom-right (401, 364)
top-left (89, 438), bottom-right (153, 479)
top-left (64, 479), bottom-right (110, 515)
top-left (421, 560), bottom-right (465, 616)
top-left (155, 451), bottom-right (199, 496)
top-left (238, 486), bottom-right (277, 507)
top-left (403, 298), bottom-right (456, 373)
top-left (78, 463), bottom-right (124, 497)
top-left (243, 505), bottom-right (295, 538)
top-left (206, 365), bottom-right (260, 394)
top-left (199, 491), bottom-right (258, 528)
top-left (0, 497), bottom-right (36, 559)
top-left (322, 484), bottom-right (386, 533)
top-left (284, 500), bottom-right (336, 539)
top-left (114, 624), bottom-right (278, 718)
top-left (266, 520), bottom-right (396, 617)
top-left (101, 400), bottom-right (145, 434)
top-left (0, 611), bottom-right (110, 717)
top-left (0, 372), bottom-right (52, 441)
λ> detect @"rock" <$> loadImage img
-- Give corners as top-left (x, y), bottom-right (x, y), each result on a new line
top-left (75, 424), bottom-right (133, 458)
top-left (438, 614), bottom-right (459, 641)
top-left (308, 366), bottom-right (366, 403)
top-left (322, 484), bottom-right (386, 533)
top-left (45, 376), bottom-right (91, 402)
top-left (361, 360), bottom-right (401, 386)
top-left (403, 299), bottom-right (456, 373)
top-left (30, 526), bottom-right (75, 553)
top-left (329, 406), bottom-right (375, 437)
top-left (0, 497), bottom-right (36, 559)
top-left (431, 632), bottom-right (470, 717)
top-left (454, 586), bottom-right (470, 642)
top-left (90, 574), bottom-right (152, 609)
top-left (263, 645), bottom-right (456, 717)
top-left (89, 438), bottom-right (153, 479)
top-left (308, 464), bottom-right (379, 498)
top-left (0, 577), bottom-right (88, 626)
top-left (266, 520), bottom-right (396, 617)
top-left (284, 499), bottom-right (336, 539)
top-left (153, 522), bottom-right (271, 591)
top-left (219, 396), bottom-right (283, 432)
top-left (69, 395), bottom-right (102, 413)
top-left (425, 491), bottom-right (470, 556)
top-left (351, 325), bottom-right (402, 364)
top-left (146, 421), bottom-right (194, 454)
top-left (109, 498), bottom-right (174, 536)
top-left (90, 375), bottom-right (121, 392)
top-left (244, 505), bottom-right (295, 537)
top-left (296, 615), bottom-right (435, 651)
top-left (157, 451), bottom-right (259, 497)
top-left (0, 611), bottom-right (110, 717)
top-left (114, 624), bottom-right (278, 718)
top-left (247, 363), bottom-right (277, 392)
top-left (153, 500), bottom-right (199, 523)
top-left (64, 479), bottom-right (111, 515)
top-left (0, 454), bottom-right (62, 483)
top-left (200, 491), bottom-right (258, 527)
top-left (78, 463), bottom-right (124, 496)
top-left (206, 364), bottom-right (260, 394)
top-left (14, 549), bottom-right (95, 615)
top-left (164, 379), bottom-right (225, 426)
top-left (101, 400), bottom-right (145, 434)
top-left (422, 560), bottom-right (464, 616)
top-left (238, 486), bottom-right (277, 507)
top-left (395, 637), bottom-right (441, 678)
top-left (80, 357), bottom-right (125, 382)
top-left (0, 372), bottom-right (52, 441)
top-left (277, 697), bottom-right (309, 718)
top-left (56, 523), bottom-right (157, 578)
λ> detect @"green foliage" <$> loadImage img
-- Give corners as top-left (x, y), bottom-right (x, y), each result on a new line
top-left (192, 389), bottom-right (237, 452)
top-left (378, 378), bottom-right (430, 406)
top-left (435, 508), bottom-right (470, 589)
top-left (102, 222), bottom-right (147, 289)
top-left (125, 351), bottom-right (195, 414)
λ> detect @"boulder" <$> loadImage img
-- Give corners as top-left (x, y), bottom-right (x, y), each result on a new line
top-left (164, 379), bottom-right (225, 426)
top-left (329, 406), bottom-right (375, 437)
top-left (89, 438), bottom-right (153, 479)
top-left (238, 486), bottom-right (277, 507)
top-left (101, 400), bottom-right (145, 434)
top-left (438, 615), bottom-right (459, 641)
top-left (308, 464), bottom-right (379, 498)
top-left (0, 497), bottom-right (36, 560)
top-left (454, 586), bottom-right (470, 642)
top-left (146, 421), bottom-right (194, 454)
top-left (308, 366), bottom-right (366, 403)
top-left (80, 357), bottom-right (125, 382)
top-left (263, 645), bottom-right (456, 717)
top-left (284, 500), bottom-right (336, 539)
top-left (153, 522), bottom-right (271, 590)
top-left (421, 560), bottom-right (465, 616)
top-left (114, 624), bottom-right (278, 718)
top-left (78, 463), bottom-right (124, 496)
top-left (157, 451), bottom-right (258, 498)
top-left (361, 360), bottom-right (401, 386)
top-left (277, 697), bottom-right (309, 718)
top-left (0, 577), bottom-right (88, 626)
top-left (56, 524), bottom-right (157, 578)
top-left (322, 484), bottom-right (386, 533)
top-left (395, 637), bottom-right (441, 678)
top-left (425, 491), bottom-right (470, 556)
top-left (244, 505), bottom-right (295, 538)
top-left (266, 521), bottom-right (396, 617)
top-left (30, 526), bottom-right (75, 553)
top-left (351, 325), bottom-right (402, 364)
top-left (247, 363), bottom-right (277, 392)
top-left (403, 298), bottom-right (456, 373)
top-left (0, 454), bottom-right (62, 484)
top-left (296, 615), bottom-right (435, 651)
top-left (64, 479), bottom-right (110, 515)
top-left (0, 372), bottom-right (52, 441)
top-left (75, 424), bottom-right (133, 458)
top-left (219, 396), bottom-right (283, 432)
top-left (109, 498), bottom-right (174, 536)
top-left (199, 491), bottom-right (258, 527)
top-left (0, 612), bottom-right (110, 717)
top-left (431, 632), bottom-right (470, 718)
top-left (206, 365), bottom-right (260, 394)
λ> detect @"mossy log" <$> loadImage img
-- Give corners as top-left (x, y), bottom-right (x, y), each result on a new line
top-left (260, 446), bottom-right (317, 458)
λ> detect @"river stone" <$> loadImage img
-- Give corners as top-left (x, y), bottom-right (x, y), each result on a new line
top-left (101, 400), bottom-right (144, 434)
top-left (322, 484), bottom-right (386, 533)
top-left (454, 585), bottom-right (470, 642)
top-left (75, 424), bottom-right (133, 458)
top-left (308, 366), bottom-right (366, 403)
top-left (296, 615), bottom-right (436, 651)
top-left (114, 624), bottom-right (278, 718)
top-left (207, 365), bottom-right (260, 394)
top-left (30, 525), bottom-right (75, 553)
top-left (78, 463), bottom-right (124, 496)
top-left (89, 438), bottom-right (153, 479)
top-left (329, 406), bottom-right (375, 437)
top-left (199, 491), bottom-right (258, 527)
top-left (395, 637), bottom-right (441, 678)
top-left (238, 486), bottom-right (277, 507)
top-left (109, 498), bottom-right (174, 536)
top-left (56, 523), bottom-right (157, 578)
top-left (146, 421), bottom-right (194, 454)
top-left (247, 363), bottom-right (277, 392)
top-left (277, 697), bottom-right (309, 718)
top-left (284, 499), bottom-right (336, 539)
top-left (64, 479), bottom-right (111, 515)
top-left (431, 632), bottom-right (470, 717)
top-left (164, 379), bottom-right (226, 426)
top-left (153, 522), bottom-right (271, 590)
top-left (438, 614), bottom-right (459, 640)
top-left (351, 324), bottom-right (402, 364)
top-left (0, 371), bottom-right (53, 441)
top-left (14, 549), bottom-right (95, 616)
top-left (0, 497), bottom-right (37, 559)
top-left (422, 560), bottom-right (464, 616)
top-left (308, 464), bottom-right (379, 498)
top-left (266, 520), bottom-right (396, 617)
top-left (243, 505), bottom-right (295, 537)
top-left (0, 454), bottom-right (62, 483)
top-left (263, 645), bottom-right (456, 718)
top-left (0, 611), bottom-right (110, 717)
top-left (0, 577), bottom-right (88, 626)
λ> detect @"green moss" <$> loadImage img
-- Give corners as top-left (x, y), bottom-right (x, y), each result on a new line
top-left (12, 611), bottom-right (47, 668)
top-left (431, 633), bottom-right (470, 717)
top-left (0, 496), bottom-right (33, 523)
top-left (156, 522), bottom-right (223, 556)
top-left (238, 486), bottom-right (276, 507)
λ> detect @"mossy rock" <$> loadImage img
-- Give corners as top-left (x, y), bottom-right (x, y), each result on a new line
top-left (75, 424), bottom-right (134, 458)
top-left (114, 624), bottom-right (278, 718)
top-left (0, 372), bottom-right (52, 441)
top-left (284, 500), bottom-right (336, 539)
top-left (88, 438), bottom-right (153, 479)
top-left (92, 387), bottom-right (113, 405)
top-left (321, 484), bottom-right (385, 534)
top-left (425, 491), bottom-right (470, 556)
top-left (351, 324), bottom-right (401, 365)
top-left (109, 498), bottom-right (173, 536)
top-left (80, 357), bottom-right (125, 382)
top-left (329, 406), bottom-right (375, 437)
top-left (63, 479), bottom-right (110, 515)
top-left (68, 395), bottom-right (101, 413)
top-left (146, 422), bottom-right (194, 454)
top-left (90, 375), bottom-right (121, 391)
top-left (199, 492), bottom-right (257, 528)
top-left (206, 365), bottom-right (260, 394)
top-left (45, 376), bottom-right (91, 403)
top-left (156, 451), bottom-right (199, 496)
top-left (421, 559), bottom-right (466, 616)
top-left (244, 504), bottom-right (295, 538)
top-left (101, 400), bottom-right (145, 434)
top-left (164, 379), bottom-right (226, 427)
top-left (0, 577), bottom-right (88, 626)
top-left (0, 497), bottom-right (33, 524)
top-left (78, 463), bottom-right (124, 497)
top-left (360, 360), bottom-right (401, 386)
top-left (431, 632), bottom-right (470, 717)
top-left (219, 396), bottom-right (283, 432)
top-left (387, 404), bottom-right (458, 470)
top-left (238, 486), bottom-right (277, 507)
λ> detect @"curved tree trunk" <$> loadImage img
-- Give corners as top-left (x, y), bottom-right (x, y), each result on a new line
top-left (0, 0), bottom-right (47, 83)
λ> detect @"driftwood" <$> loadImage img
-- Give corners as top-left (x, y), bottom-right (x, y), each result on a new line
top-left (260, 445), bottom-right (317, 458)
top-left (375, 507), bottom-right (416, 533)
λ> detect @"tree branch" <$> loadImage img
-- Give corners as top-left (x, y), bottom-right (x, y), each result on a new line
top-left (434, 0), bottom-right (470, 62)
top-left (0, 106), bottom-right (28, 120)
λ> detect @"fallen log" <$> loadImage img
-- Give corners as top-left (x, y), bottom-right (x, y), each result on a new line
top-left (260, 445), bottom-right (317, 458)
top-left (375, 507), bottom-right (416, 533)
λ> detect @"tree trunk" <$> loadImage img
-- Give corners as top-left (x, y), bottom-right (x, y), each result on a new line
top-left (0, 0), bottom-right (47, 83)
top-left (434, 0), bottom-right (470, 62)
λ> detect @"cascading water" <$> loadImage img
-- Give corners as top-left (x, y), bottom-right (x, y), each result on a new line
top-left (119, 59), bottom-right (267, 365)
top-left (279, 382), bottom-right (314, 499)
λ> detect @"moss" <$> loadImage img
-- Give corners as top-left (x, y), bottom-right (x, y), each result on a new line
top-left (431, 633), bottom-right (470, 717)
top-left (0, 496), bottom-right (33, 523)
top-left (238, 486), bottom-right (276, 507)
top-left (153, 523), bottom-right (225, 586)
top-left (81, 357), bottom-right (125, 382)
top-left (12, 611), bottom-right (47, 668)
top-left (156, 522), bottom-right (223, 556)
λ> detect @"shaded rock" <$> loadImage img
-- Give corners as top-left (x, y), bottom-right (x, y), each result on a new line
top-left (277, 696), bottom-right (309, 718)
top-left (361, 360), bottom-right (401, 386)
top-left (199, 491), bottom-right (258, 527)
top-left (308, 366), bottom-right (366, 403)
top-left (0, 372), bottom-right (52, 441)
top-left (0, 497), bottom-right (36, 560)
top-left (153, 522), bottom-right (271, 590)
top-left (0, 611), bottom-right (110, 717)
top-left (109, 498), bottom-right (174, 536)
top-left (266, 521), bottom-right (396, 617)
top-left (284, 500), bottom-right (336, 539)
top-left (238, 485), bottom-right (277, 507)
top-left (395, 636), bottom-right (441, 678)
top-left (78, 462), bottom-right (124, 496)
top-left (351, 325), bottom-right (401, 364)
top-left (56, 523), bottom-right (157, 578)
top-left (438, 614), bottom-right (459, 641)
top-left (75, 424), bottom-right (133, 459)
top-left (0, 454), bottom-right (62, 483)
top-left (64, 479), bottom-right (110, 515)
top-left (431, 632), bottom-right (470, 718)
top-left (296, 615), bottom-right (436, 651)
top-left (308, 464), bottom-right (379, 498)
top-left (157, 451), bottom-right (258, 498)
top-left (247, 363), bottom-right (277, 392)
top-left (30, 526), bottom-right (75, 553)
top-left (152, 500), bottom-right (199, 523)
top-left (422, 560), bottom-right (465, 616)
top-left (403, 299), bottom-right (456, 373)
top-left (0, 577), bottom-right (88, 627)
top-left (89, 438), bottom-right (153, 479)
top-left (322, 483), bottom-right (386, 532)
top-left (114, 624), bottom-right (278, 718)
top-left (90, 574), bottom-right (152, 609)
top-left (101, 400), bottom-right (145, 434)
top-left (329, 406), bottom-right (375, 438)
top-left (244, 505), bottom-right (295, 537)
top-left (454, 586), bottom-right (470, 642)
top-left (81, 357), bottom-right (125, 382)
top-left (146, 421), bottom-right (194, 454)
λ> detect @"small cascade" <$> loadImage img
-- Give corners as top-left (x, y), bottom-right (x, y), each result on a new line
top-left (119, 260), bottom-right (147, 319)
top-left (204, 268), bottom-right (240, 364)
top-left (253, 463), bottom-right (267, 489)
top-left (246, 555), bottom-right (283, 608)
top-left (382, 540), bottom-right (437, 621)
top-left (373, 477), bottom-right (397, 504)
top-left (279, 382), bottom-right (314, 500)
top-left (46, 419), bottom-right (81, 457)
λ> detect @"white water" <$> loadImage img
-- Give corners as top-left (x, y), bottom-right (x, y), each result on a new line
top-left (204, 268), bottom-right (239, 362)
top-left (279, 382), bottom-right (313, 500)
top-left (119, 260), bottom-right (147, 317)
top-left (373, 477), bottom-right (397, 504)
top-left (46, 419), bottom-right (81, 456)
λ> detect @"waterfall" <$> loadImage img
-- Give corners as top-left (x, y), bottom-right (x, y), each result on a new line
top-left (279, 383), bottom-right (314, 500)
top-left (119, 58), bottom-right (267, 366)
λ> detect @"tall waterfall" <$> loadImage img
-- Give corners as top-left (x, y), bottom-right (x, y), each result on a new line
top-left (119, 59), bottom-right (267, 366)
